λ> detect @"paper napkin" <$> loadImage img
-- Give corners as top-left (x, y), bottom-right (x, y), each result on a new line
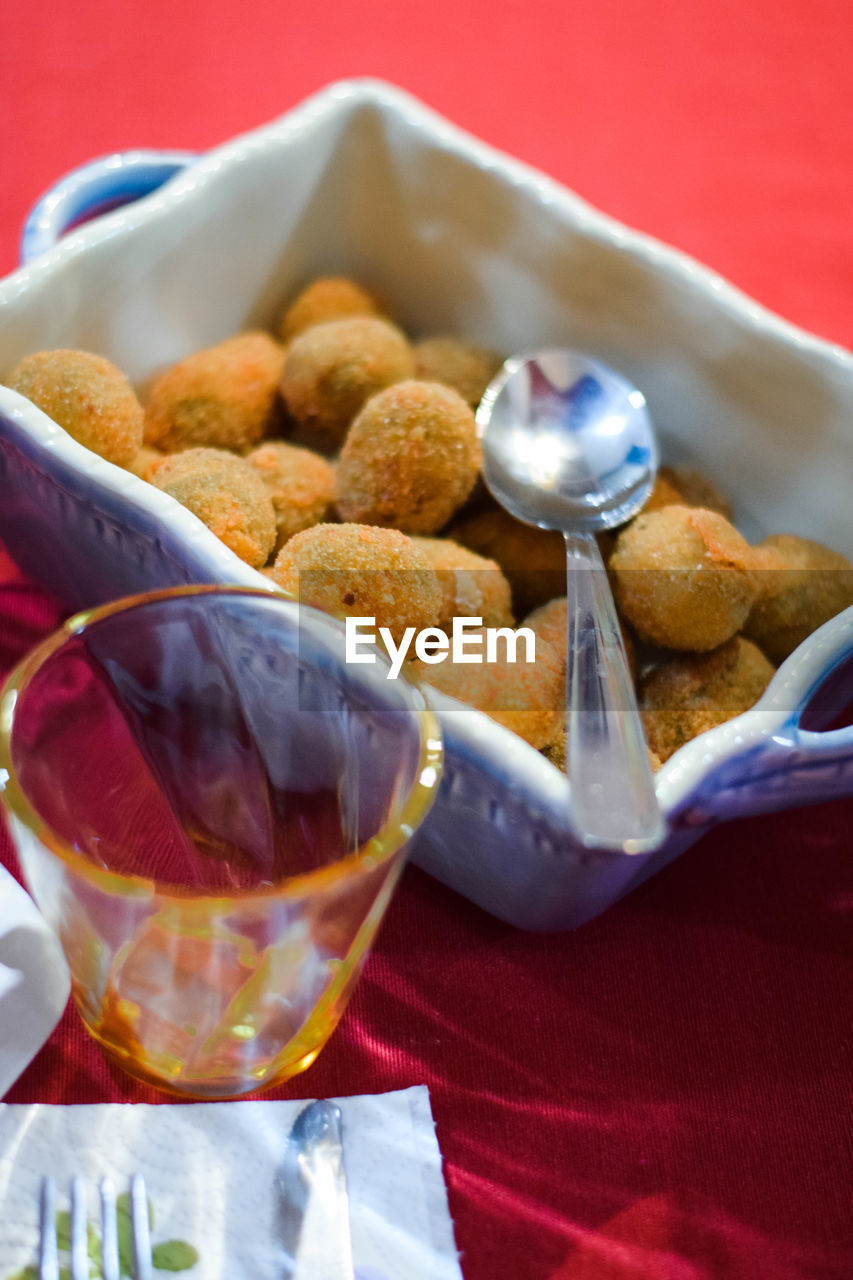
top-left (0, 863), bottom-right (70, 1098)
top-left (0, 1087), bottom-right (463, 1280)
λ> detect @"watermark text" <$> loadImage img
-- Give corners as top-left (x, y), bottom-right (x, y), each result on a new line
top-left (345, 616), bottom-right (537, 679)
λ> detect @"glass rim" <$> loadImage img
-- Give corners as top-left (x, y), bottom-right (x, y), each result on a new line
top-left (0, 583), bottom-right (445, 903)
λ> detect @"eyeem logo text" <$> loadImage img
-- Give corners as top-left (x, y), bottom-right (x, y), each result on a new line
top-left (345, 616), bottom-right (537, 679)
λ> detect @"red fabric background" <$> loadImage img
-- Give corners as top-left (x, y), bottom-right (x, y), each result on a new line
top-left (1, 3), bottom-right (852, 1276)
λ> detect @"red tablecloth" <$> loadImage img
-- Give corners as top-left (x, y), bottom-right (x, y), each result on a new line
top-left (2, 3), bottom-right (853, 1276)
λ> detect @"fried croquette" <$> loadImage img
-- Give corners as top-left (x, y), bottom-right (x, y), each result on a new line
top-left (125, 444), bottom-right (165, 482)
top-left (143, 331), bottom-right (286, 454)
top-left (412, 632), bottom-right (563, 749)
top-left (278, 277), bottom-right (384, 343)
top-left (639, 636), bottom-right (775, 762)
top-left (609, 505), bottom-right (761, 651)
top-left (639, 466), bottom-right (732, 518)
top-left (270, 522), bottom-right (442, 643)
top-left (279, 316), bottom-right (415, 451)
top-left (448, 505), bottom-right (565, 616)
top-left (412, 336), bottom-right (503, 407)
top-left (640, 471), bottom-right (686, 514)
top-left (149, 447), bottom-right (276, 568)
top-left (247, 440), bottom-right (337, 552)
top-left (659, 464), bottom-right (733, 520)
top-left (523, 597), bottom-right (568, 664)
top-left (744, 534), bottom-right (853, 663)
top-left (410, 537), bottom-right (514, 629)
top-left (523, 595), bottom-right (637, 697)
top-left (6, 348), bottom-right (144, 467)
top-left (526, 594), bottom-right (630, 669)
top-left (335, 380), bottom-right (482, 534)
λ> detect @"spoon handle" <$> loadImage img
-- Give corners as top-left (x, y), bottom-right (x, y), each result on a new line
top-left (563, 531), bottom-right (664, 852)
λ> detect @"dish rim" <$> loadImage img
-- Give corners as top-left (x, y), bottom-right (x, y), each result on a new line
top-left (8, 79), bottom-right (853, 378)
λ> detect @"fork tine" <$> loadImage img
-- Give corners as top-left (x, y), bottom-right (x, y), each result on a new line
top-left (38, 1173), bottom-right (154, 1280)
top-left (38, 1176), bottom-right (58, 1280)
top-left (69, 1177), bottom-right (88, 1280)
top-left (130, 1173), bottom-right (153, 1280)
top-left (99, 1177), bottom-right (120, 1280)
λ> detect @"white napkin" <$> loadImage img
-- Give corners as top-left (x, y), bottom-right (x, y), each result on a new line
top-left (0, 1086), bottom-right (463, 1279)
top-left (0, 863), bottom-right (70, 1097)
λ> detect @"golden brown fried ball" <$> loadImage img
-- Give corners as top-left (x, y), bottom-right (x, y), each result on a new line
top-left (448, 505), bottom-right (565, 616)
top-left (659, 464), bottom-right (733, 520)
top-left (270, 522), bottom-right (442, 643)
top-left (125, 444), bottom-right (165, 482)
top-left (412, 336), bottom-right (503, 407)
top-left (542, 730), bottom-right (568, 771)
top-left (523, 595), bottom-right (637, 700)
top-left (278, 277), bottom-right (384, 343)
top-left (639, 636), bottom-right (775, 762)
top-left (636, 465), bottom-right (732, 520)
top-left (524, 594), bottom-right (638, 671)
top-left (412, 631), bottom-right (563, 749)
top-left (609, 505), bottom-right (760, 651)
top-left (336, 381), bottom-right (482, 534)
top-left (744, 534), bottom-right (853, 663)
top-left (639, 471), bottom-right (686, 514)
top-left (149, 447), bottom-right (276, 568)
top-left (247, 440), bottom-right (337, 552)
top-left (134, 361), bottom-right (173, 408)
top-left (410, 537), bottom-right (514, 629)
top-left (279, 316), bottom-right (415, 451)
top-left (523, 597), bottom-right (568, 664)
top-left (6, 348), bottom-right (144, 467)
top-left (143, 331), bottom-right (286, 454)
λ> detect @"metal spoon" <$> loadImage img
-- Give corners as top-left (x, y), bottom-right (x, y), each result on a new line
top-left (476, 349), bottom-right (665, 852)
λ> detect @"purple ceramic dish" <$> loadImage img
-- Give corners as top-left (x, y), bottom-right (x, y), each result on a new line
top-left (1, 80), bottom-right (852, 930)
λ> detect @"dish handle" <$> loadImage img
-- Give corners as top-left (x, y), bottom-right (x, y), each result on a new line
top-left (680, 611), bottom-right (853, 825)
top-left (19, 150), bottom-right (197, 265)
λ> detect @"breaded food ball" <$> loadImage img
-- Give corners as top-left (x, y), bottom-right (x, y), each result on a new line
top-left (149, 447), bottom-right (276, 568)
top-left (744, 534), bottom-right (853, 663)
top-left (279, 316), bottom-right (415, 451)
top-left (412, 336), bottom-right (503, 407)
top-left (609, 505), bottom-right (760, 651)
top-left (410, 537), bottom-right (514, 629)
top-left (271, 522), bottom-right (442, 643)
top-left (639, 471), bottom-right (686, 514)
top-left (143, 331), bottom-right (286, 454)
top-left (542, 730), bottom-right (568, 772)
top-left (336, 381), bottom-right (482, 534)
top-left (448, 505), bottom-right (565, 616)
top-left (125, 444), bottom-right (165, 482)
top-left (412, 632), bottom-right (563, 749)
top-left (523, 595), bottom-right (637, 692)
top-left (6, 348), bottom-right (143, 467)
top-left (247, 440), bottom-right (337, 552)
top-left (632, 466), bottom-right (732, 520)
top-left (523, 597), bottom-right (569, 664)
top-left (639, 637), bottom-right (775, 762)
top-left (278, 277), bottom-right (383, 343)
top-left (659, 464), bottom-right (733, 520)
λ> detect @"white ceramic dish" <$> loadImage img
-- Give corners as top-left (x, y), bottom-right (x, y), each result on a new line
top-left (1, 79), bottom-right (852, 931)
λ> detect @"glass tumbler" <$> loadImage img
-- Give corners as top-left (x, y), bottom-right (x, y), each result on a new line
top-left (0, 586), bottom-right (443, 1097)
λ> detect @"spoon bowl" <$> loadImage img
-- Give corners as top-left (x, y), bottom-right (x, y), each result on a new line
top-left (478, 350), bottom-right (658, 533)
top-left (477, 349), bottom-right (665, 853)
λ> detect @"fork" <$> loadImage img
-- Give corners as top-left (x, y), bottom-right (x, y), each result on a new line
top-left (39, 1173), bottom-right (153, 1280)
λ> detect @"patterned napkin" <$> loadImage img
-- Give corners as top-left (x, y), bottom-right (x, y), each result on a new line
top-left (0, 1087), bottom-right (463, 1280)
